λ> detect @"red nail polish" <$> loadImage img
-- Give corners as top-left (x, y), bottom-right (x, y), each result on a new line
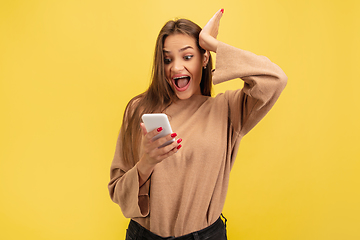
top-left (171, 133), bottom-right (177, 138)
top-left (177, 138), bottom-right (182, 144)
top-left (157, 127), bottom-right (163, 132)
top-left (177, 144), bottom-right (182, 150)
top-left (221, 9), bottom-right (224, 13)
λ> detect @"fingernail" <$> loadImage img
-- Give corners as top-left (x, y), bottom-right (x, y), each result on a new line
top-left (177, 138), bottom-right (182, 144)
top-left (157, 127), bottom-right (163, 132)
top-left (221, 9), bottom-right (224, 13)
top-left (171, 133), bottom-right (177, 138)
top-left (177, 144), bottom-right (182, 150)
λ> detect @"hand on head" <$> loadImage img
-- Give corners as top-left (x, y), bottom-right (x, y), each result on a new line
top-left (199, 9), bottom-right (224, 53)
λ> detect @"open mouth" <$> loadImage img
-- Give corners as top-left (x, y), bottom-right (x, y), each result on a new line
top-left (173, 75), bottom-right (191, 91)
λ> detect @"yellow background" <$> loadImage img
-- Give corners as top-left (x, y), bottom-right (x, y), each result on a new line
top-left (1, 0), bottom-right (359, 239)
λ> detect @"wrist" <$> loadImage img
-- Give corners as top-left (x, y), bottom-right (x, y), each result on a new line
top-left (137, 156), bottom-right (156, 186)
top-left (201, 37), bottom-right (219, 53)
top-left (212, 39), bottom-right (219, 53)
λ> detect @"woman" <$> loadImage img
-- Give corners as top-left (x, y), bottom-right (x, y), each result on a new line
top-left (108, 9), bottom-right (287, 239)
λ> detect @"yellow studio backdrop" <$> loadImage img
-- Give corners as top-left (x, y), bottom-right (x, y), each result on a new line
top-left (0, 0), bottom-right (359, 239)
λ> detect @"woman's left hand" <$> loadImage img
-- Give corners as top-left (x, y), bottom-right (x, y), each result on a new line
top-left (199, 9), bottom-right (224, 53)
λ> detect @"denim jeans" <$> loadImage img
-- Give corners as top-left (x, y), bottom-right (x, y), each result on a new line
top-left (125, 215), bottom-right (227, 240)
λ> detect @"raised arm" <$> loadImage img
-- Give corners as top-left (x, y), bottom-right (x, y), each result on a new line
top-left (213, 42), bottom-right (287, 136)
top-left (200, 9), bottom-right (287, 136)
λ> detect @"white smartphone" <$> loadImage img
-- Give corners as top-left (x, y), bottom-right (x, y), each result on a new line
top-left (141, 113), bottom-right (175, 148)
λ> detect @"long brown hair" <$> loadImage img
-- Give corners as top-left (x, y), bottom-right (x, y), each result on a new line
top-left (120, 19), bottom-right (213, 166)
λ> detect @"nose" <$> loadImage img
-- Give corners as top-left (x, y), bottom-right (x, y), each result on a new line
top-left (172, 58), bottom-right (184, 72)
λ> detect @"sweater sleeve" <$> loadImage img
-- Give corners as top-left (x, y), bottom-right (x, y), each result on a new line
top-left (108, 128), bottom-right (150, 218)
top-left (212, 42), bottom-right (288, 137)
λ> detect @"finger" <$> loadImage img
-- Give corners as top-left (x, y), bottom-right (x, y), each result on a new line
top-left (159, 148), bottom-right (177, 160)
top-left (159, 138), bottom-right (181, 153)
top-left (153, 132), bottom-right (178, 148)
top-left (147, 139), bottom-right (182, 163)
top-left (145, 127), bottom-right (164, 141)
top-left (157, 142), bottom-right (182, 160)
top-left (213, 9), bottom-right (223, 27)
top-left (210, 9), bottom-right (223, 23)
top-left (202, 10), bottom-right (223, 38)
top-left (140, 123), bottom-right (148, 136)
top-left (203, 10), bottom-right (219, 30)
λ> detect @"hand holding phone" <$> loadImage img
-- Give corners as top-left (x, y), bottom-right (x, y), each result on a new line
top-left (141, 113), bottom-right (175, 148)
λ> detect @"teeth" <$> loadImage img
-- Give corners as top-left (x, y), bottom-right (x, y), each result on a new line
top-left (173, 76), bottom-right (189, 80)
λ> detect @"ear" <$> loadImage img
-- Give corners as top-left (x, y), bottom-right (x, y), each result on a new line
top-left (202, 51), bottom-right (210, 68)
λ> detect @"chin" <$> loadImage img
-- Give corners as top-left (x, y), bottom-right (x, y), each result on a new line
top-left (176, 94), bottom-right (191, 100)
top-left (176, 93), bottom-right (193, 100)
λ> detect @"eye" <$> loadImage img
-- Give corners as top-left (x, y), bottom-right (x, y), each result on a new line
top-left (184, 55), bottom-right (193, 60)
top-left (164, 58), bottom-right (172, 64)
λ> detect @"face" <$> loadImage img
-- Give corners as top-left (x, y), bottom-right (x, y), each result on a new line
top-left (163, 34), bottom-right (208, 100)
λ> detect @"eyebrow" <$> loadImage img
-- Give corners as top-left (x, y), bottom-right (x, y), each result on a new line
top-left (163, 45), bottom-right (194, 54)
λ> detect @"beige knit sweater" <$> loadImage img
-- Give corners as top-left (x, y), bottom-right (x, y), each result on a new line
top-left (108, 42), bottom-right (287, 237)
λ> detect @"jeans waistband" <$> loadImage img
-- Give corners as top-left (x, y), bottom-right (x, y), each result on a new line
top-left (127, 217), bottom-right (225, 240)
